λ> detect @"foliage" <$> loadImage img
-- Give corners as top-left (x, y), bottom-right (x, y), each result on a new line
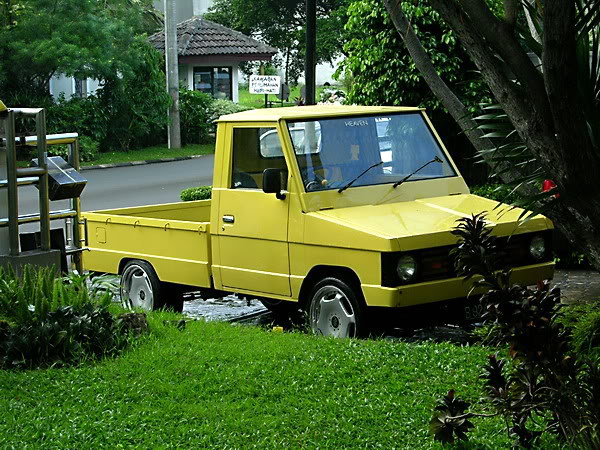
top-left (0, 314), bottom-right (537, 447)
top-left (180, 186), bottom-right (212, 202)
top-left (470, 183), bottom-right (523, 205)
top-left (0, 266), bottom-right (128, 369)
top-left (0, 266), bottom-right (113, 325)
top-left (431, 214), bottom-right (600, 448)
top-left (560, 301), bottom-right (600, 359)
top-left (179, 89), bottom-right (213, 145)
top-left (207, 99), bottom-right (251, 123)
top-left (319, 87), bottom-right (347, 104)
top-left (97, 41), bottom-right (170, 151)
top-left (205, 0), bottom-right (350, 84)
top-left (340, 0), bottom-right (493, 110)
top-left (0, 0), bottom-right (156, 100)
top-left (34, 41), bottom-right (170, 153)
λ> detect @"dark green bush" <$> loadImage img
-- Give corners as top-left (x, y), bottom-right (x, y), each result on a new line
top-left (180, 89), bottom-right (213, 145)
top-left (470, 183), bottom-right (523, 205)
top-left (560, 301), bottom-right (600, 359)
top-left (0, 266), bottom-right (129, 369)
top-left (180, 186), bottom-right (212, 201)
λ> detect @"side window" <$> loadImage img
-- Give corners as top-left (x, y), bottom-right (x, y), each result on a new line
top-left (231, 127), bottom-right (288, 190)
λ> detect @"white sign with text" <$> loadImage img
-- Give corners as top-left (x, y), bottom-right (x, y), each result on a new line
top-left (249, 75), bottom-right (281, 94)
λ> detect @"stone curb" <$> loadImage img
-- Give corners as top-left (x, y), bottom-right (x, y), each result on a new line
top-left (80, 154), bottom-right (210, 171)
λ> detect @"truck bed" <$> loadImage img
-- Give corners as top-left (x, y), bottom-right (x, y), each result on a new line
top-left (82, 200), bottom-right (212, 288)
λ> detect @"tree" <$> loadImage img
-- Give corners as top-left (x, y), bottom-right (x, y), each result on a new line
top-left (340, 0), bottom-right (495, 182)
top-left (383, 0), bottom-right (600, 270)
top-left (0, 0), bottom-right (156, 100)
top-left (204, 0), bottom-right (350, 85)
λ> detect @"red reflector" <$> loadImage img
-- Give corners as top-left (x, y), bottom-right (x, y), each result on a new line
top-left (431, 262), bottom-right (443, 270)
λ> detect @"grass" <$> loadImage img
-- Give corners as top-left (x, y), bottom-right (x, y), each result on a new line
top-left (0, 311), bottom-right (560, 448)
top-left (16, 143), bottom-right (214, 169)
top-left (82, 143), bottom-right (214, 167)
top-left (238, 85), bottom-right (328, 109)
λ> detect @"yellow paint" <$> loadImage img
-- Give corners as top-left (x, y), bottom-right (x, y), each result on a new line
top-left (0, 99), bottom-right (7, 113)
top-left (82, 105), bottom-right (555, 312)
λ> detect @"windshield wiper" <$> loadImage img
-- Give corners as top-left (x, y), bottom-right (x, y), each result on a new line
top-left (338, 161), bottom-right (384, 193)
top-left (393, 156), bottom-right (443, 188)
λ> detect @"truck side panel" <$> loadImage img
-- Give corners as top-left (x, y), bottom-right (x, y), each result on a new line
top-left (82, 202), bottom-right (211, 288)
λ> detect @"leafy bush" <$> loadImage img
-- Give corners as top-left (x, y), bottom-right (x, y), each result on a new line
top-left (560, 301), bottom-right (600, 359)
top-left (430, 214), bottom-right (600, 448)
top-left (0, 266), bottom-right (129, 369)
top-left (470, 183), bottom-right (523, 205)
top-left (179, 89), bottom-right (213, 145)
top-left (180, 186), bottom-right (212, 202)
top-left (207, 99), bottom-right (251, 124)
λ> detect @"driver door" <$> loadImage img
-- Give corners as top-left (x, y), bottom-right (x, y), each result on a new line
top-left (216, 125), bottom-right (291, 297)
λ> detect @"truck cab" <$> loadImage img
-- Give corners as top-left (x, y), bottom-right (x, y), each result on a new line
top-left (82, 105), bottom-right (555, 337)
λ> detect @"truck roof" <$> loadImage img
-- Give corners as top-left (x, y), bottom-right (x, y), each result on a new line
top-left (216, 105), bottom-right (423, 122)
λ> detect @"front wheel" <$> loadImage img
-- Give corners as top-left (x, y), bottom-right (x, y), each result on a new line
top-left (307, 277), bottom-right (366, 338)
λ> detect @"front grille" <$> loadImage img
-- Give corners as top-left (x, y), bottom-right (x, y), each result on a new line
top-left (381, 231), bottom-right (553, 287)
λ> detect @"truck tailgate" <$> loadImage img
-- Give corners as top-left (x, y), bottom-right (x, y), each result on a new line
top-left (81, 200), bottom-right (211, 288)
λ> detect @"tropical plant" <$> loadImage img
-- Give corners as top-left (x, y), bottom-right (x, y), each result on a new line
top-left (430, 214), bottom-right (600, 448)
top-left (179, 89), bottom-right (213, 145)
top-left (0, 266), bottom-right (128, 369)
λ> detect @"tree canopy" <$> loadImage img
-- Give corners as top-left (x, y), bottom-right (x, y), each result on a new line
top-left (0, 0), bottom-right (157, 100)
top-left (383, 0), bottom-right (600, 269)
top-left (204, 0), bottom-right (350, 84)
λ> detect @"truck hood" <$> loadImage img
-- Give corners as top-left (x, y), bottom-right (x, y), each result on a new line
top-left (305, 194), bottom-right (552, 251)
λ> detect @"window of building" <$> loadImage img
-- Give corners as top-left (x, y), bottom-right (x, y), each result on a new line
top-left (193, 67), bottom-right (232, 100)
top-left (74, 77), bottom-right (87, 98)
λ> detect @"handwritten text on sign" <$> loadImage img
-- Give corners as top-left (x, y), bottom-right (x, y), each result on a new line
top-left (249, 75), bottom-right (281, 94)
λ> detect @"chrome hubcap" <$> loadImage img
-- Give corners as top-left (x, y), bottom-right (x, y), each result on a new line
top-left (121, 265), bottom-right (154, 310)
top-left (309, 286), bottom-right (356, 338)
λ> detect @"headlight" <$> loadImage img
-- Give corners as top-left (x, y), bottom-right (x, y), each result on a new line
top-left (529, 236), bottom-right (546, 260)
top-left (396, 255), bottom-right (417, 282)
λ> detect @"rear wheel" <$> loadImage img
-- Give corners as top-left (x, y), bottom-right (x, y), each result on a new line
top-left (120, 260), bottom-right (183, 312)
top-left (307, 277), bottom-right (366, 338)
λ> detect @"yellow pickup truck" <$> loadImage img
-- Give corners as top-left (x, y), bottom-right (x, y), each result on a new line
top-left (82, 105), bottom-right (554, 337)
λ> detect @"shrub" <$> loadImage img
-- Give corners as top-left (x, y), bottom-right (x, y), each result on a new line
top-left (179, 89), bottom-right (213, 145)
top-left (430, 214), bottom-right (600, 448)
top-left (180, 186), bottom-right (212, 202)
top-left (207, 99), bottom-right (251, 124)
top-left (470, 183), bottom-right (523, 205)
top-left (0, 266), bottom-right (129, 369)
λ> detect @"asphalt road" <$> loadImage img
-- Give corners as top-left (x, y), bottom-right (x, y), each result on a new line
top-left (17, 154), bottom-right (214, 232)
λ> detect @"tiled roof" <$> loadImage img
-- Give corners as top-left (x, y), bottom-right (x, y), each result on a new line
top-left (149, 16), bottom-right (277, 57)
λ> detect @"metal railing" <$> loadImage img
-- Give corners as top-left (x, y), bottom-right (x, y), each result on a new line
top-left (0, 108), bottom-right (83, 271)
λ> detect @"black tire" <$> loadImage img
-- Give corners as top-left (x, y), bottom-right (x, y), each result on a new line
top-left (161, 283), bottom-right (185, 313)
top-left (120, 260), bottom-right (164, 311)
top-left (260, 298), bottom-right (301, 316)
top-left (306, 277), bottom-right (367, 338)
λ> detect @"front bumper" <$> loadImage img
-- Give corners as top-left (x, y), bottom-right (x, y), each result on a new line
top-left (361, 261), bottom-right (555, 308)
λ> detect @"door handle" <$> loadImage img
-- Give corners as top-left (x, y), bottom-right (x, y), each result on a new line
top-left (222, 215), bottom-right (235, 224)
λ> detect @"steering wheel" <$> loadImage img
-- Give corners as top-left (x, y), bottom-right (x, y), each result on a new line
top-left (301, 165), bottom-right (329, 192)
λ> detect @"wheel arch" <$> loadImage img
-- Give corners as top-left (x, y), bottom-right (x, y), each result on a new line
top-left (298, 265), bottom-right (364, 308)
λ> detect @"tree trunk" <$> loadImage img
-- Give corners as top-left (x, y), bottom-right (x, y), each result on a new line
top-left (384, 0), bottom-right (600, 270)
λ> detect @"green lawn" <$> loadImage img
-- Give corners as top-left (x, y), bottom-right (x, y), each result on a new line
top-left (238, 85), bottom-right (328, 109)
top-left (0, 312), bottom-right (556, 448)
top-left (81, 143), bottom-right (214, 167)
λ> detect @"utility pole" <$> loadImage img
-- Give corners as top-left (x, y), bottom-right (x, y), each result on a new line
top-left (165, 0), bottom-right (181, 149)
top-left (305, 0), bottom-right (316, 105)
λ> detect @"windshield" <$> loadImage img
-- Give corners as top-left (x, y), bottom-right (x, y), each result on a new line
top-left (287, 112), bottom-right (456, 192)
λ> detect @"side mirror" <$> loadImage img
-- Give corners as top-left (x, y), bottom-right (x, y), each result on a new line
top-left (263, 168), bottom-right (286, 200)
